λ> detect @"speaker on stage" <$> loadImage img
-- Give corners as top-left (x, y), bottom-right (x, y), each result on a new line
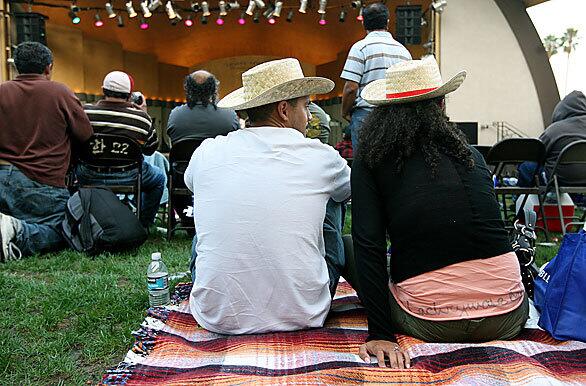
top-left (455, 122), bottom-right (478, 145)
top-left (14, 12), bottom-right (48, 46)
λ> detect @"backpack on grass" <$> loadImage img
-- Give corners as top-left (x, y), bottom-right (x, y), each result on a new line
top-left (62, 188), bottom-right (147, 254)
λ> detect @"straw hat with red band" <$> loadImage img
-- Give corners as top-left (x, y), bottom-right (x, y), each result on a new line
top-left (361, 56), bottom-right (467, 105)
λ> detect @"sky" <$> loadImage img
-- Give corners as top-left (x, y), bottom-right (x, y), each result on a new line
top-left (527, 0), bottom-right (586, 98)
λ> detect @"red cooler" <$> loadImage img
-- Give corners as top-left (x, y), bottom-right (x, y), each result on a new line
top-left (516, 194), bottom-right (575, 233)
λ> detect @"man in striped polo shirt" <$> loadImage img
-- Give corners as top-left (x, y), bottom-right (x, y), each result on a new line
top-left (76, 71), bottom-right (165, 228)
top-left (341, 3), bottom-right (411, 151)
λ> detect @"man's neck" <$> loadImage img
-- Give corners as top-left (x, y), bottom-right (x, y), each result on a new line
top-left (17, 73), bottom-right (48, 79)
top-left (367, 28), bottom-right (387, 34)
top-left (249, 119), bottom-right (304, 135)
top-left (250, 117), bottom-right (285, 128)
top-left (103, 96), bottom-right (128, 103)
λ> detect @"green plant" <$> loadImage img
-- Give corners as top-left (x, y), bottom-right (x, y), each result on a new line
top-left (543, 34), bottom-right (561, 58)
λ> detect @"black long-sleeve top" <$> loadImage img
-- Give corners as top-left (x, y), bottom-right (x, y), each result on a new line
top-left (351, 147), bottom-right (512, 341)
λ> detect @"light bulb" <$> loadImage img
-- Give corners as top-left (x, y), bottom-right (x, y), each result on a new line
top-left (298, 0), bottom-right (307, 13)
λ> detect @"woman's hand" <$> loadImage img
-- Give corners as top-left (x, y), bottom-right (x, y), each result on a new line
top-left (358, 340), bottom-right (411, 369)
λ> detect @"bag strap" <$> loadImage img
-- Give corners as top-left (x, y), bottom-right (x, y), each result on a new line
top-left (515, 206), bottom-right (537, 229)
top-left (78, 188), bottom-right (94, 251)
top-left (512, 207), bottom-right (537, 267)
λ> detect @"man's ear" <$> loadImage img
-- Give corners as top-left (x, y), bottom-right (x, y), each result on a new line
top-left (43, 63), bottom-right (53, 80)
top-left (276, 100), bottom-right (290, 122)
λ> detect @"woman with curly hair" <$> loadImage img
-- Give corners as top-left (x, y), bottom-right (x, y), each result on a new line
top-left (352, 58), bottom-right (528, 369)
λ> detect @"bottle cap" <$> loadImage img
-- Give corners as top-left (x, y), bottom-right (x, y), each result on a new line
top-left (151, 252), bottom-right (161, 260)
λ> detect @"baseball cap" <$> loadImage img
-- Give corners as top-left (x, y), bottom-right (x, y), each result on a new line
top-left (102, 71), bottom-right (134, 94)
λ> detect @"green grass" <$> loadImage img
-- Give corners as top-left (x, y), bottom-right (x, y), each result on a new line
top-left (535, 238), bottom-right (561, 268)
top-left (0, 213), bottom-right (563, 385)
top-left (0, 230), bottom-right (192, 385)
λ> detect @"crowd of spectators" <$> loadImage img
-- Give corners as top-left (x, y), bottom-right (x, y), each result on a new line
top-left (2, 1), bottom-right (584, 370)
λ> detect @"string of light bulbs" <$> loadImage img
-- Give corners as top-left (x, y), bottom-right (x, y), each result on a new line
top-left (11, 0), bottom-right (371, 28)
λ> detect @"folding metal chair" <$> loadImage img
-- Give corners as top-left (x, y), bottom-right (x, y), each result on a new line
top-left (77, 133), bottom-right (143, 221)
top-left (167, 138), bottom-right (204, 240)
top-left (542, 140), bottom-right (586, 235)
top-left (486, 138), bottom-right (549, 239)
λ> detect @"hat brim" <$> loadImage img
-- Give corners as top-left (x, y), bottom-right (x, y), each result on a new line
top-left (217, 77), bottom-right (335, 110)
top-left (361, 71), bottom-right (467, 105)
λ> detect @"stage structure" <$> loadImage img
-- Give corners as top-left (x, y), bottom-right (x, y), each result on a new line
top-left (1, 0), bottom-right (559, 144)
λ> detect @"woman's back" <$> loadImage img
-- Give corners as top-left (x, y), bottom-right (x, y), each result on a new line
top-left (351, 57), bottom-right (527, 364)
top-left (352, 146), bottom-right (511, 284)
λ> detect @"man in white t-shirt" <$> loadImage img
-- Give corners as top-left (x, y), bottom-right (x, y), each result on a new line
top-left (184, 58), bottom-right (352, 335)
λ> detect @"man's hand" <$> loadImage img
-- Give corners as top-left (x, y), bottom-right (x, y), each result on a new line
top-left (359, 340), bottom-right (411, 369)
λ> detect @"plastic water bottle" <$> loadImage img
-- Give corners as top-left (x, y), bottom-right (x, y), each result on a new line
top-left (147, 252), bottom-right (170, 307)
top-left (502, 177), bottom-right (519, 187)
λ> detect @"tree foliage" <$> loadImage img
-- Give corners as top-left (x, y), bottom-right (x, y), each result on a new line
top-left (543, 34), bottom-right (561, 58)
top-left (560, 27), bottom-right (579, 55)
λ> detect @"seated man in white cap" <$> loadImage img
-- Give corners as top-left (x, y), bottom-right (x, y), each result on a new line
top-left (184, 58), bottom-right (353, 334)
top-left (75, 71), bottom-right (165, 228)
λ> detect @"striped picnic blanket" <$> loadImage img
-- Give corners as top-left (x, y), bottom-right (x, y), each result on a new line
top-left (102, 282), bottom-right (586, 385)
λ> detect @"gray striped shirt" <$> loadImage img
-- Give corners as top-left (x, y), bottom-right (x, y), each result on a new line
top-left (341, 31), bottom-right (411, 109)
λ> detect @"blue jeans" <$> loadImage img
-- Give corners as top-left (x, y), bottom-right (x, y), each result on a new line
top-left (517, 162), bottom-right (545, 187)
top-left (0, 165), bottom-right (70, 257)
top-left (190, 199), bottom-right (346, 296)
top-left (75, 161), bottom-right (165, 227)
top-left (348, 108), bottom-right (372, 153)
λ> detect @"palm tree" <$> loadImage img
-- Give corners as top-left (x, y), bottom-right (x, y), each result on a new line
top-left (561, 28), bottom-right (579, 55)
top-left (542, 35), bottom-right (561, 58)
top-left (560, 28), bottom-right (579, 94)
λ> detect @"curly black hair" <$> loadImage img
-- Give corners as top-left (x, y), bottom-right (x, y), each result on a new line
top-left (357, 97), bottom-right (474, 176)
top-left (14, 42), bottom-right (53, 75)
top-left (184, 74), bottom-right (218, 109)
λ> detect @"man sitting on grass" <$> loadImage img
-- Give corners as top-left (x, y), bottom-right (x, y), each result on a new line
top-left (184, 58), bottom-right (353, 334)
top-left (0, 42), bottom-right (93, 261)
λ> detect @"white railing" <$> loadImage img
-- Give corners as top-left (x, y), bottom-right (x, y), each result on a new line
top-left (492, 121), bottom-right (531, 141)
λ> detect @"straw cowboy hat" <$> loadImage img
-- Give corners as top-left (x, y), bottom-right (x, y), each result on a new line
top-left (217, 58), bottom-right (334, 110)
top-left (361, 56), bottom-right (467, 105)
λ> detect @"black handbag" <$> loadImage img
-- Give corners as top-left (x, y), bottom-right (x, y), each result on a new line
top-left (510, 208), bottom-right (540, 299)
